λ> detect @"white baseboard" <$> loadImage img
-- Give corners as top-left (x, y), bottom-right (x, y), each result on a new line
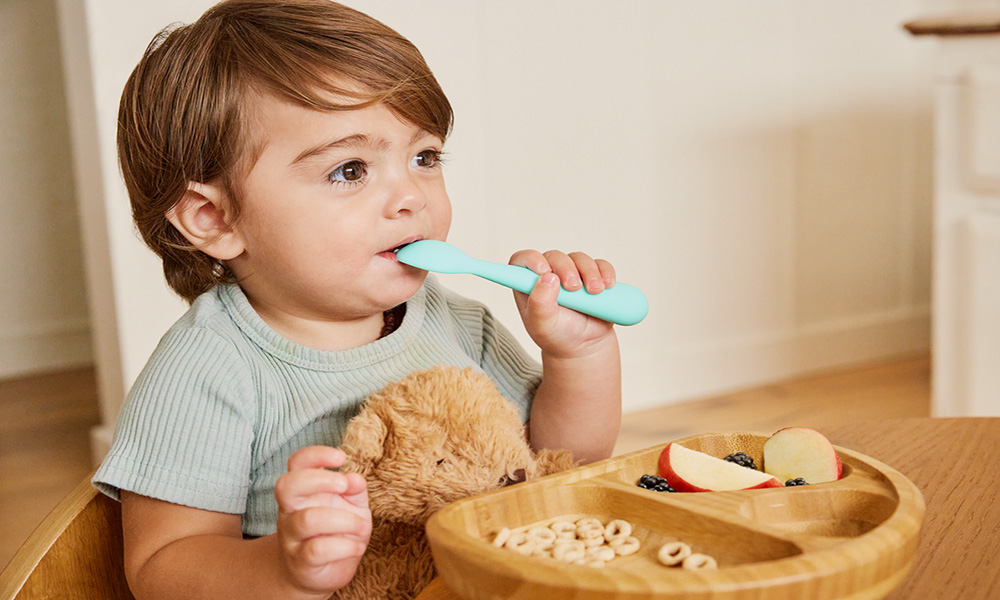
top-left (622, 306), bottom-right (931, 414)
top-left (0, 317), bottom-right (93, 379)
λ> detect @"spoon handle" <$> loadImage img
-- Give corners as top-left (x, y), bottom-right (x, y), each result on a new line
top-left (469, 259), bottom-right (649, 326)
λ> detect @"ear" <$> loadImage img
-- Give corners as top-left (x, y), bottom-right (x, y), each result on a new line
top-left (340, 408), bottom-right (388, 476)
top-left (166, 182), bottom-right (245, 260)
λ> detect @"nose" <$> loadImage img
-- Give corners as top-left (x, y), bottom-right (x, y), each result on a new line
top-left (383, 173), bottom-right (427, 218)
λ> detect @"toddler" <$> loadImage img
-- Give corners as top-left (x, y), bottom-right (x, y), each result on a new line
top-left (93, 1), bottom-right (622, 598)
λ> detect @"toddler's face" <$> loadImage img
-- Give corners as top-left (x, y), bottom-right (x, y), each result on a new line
top-left (227, 94), bottom-right (452, 328)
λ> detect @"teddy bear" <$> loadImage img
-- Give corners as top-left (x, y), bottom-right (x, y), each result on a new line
top-left (334, 365), bottom-right (577, 600)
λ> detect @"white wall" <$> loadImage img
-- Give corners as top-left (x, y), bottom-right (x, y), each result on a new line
top-left (0, 0), bottom-right (91, 379)
top-left (50, 0), bottom-right (971, 455)
top-left (384, 0), bottom-right (939, 409)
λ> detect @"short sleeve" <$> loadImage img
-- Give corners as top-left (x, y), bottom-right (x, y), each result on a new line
top-left (93, 326), bottom-right (256, 514)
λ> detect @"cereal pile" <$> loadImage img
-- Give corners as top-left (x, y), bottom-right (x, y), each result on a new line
top-left (491, 515), bottom-right (719, 572)
top-left (491, 516), bottom-right (641, 568)
top-left (656, 540), bottom-right (717, 570)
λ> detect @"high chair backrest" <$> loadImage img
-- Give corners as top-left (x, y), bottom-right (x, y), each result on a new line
top-left (0, 472), bottom-right (135, 600)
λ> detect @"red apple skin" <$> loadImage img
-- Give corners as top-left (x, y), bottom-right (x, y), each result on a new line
top-left (657, 443), bottom-right (783, 493)
top-left (830, 448), bottom-right (843, 479)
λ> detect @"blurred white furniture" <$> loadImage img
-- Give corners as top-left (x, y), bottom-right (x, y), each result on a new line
top-left (906, 14), bottom-right (1000, 417)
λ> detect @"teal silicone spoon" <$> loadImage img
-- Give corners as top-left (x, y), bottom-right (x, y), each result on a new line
top-left (396, 240), bottom-right (648, 326)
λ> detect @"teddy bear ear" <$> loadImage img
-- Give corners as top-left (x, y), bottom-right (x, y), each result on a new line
top-left (340, 409), bottom-right (388, 476)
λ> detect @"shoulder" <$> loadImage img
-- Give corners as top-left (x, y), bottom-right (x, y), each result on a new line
top-left (135, 286), bottom-right (257, 402)
top-left (170, 285), bottom-right (243, 334)
top-left (157, 285), bottom-right (253, 354)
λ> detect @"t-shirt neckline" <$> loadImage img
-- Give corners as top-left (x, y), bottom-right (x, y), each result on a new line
top-left (217, 282), bottom-right (428, 371)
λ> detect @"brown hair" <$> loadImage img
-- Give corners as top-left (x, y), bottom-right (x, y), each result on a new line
top-left (118, 0), bottom-right (453, 302)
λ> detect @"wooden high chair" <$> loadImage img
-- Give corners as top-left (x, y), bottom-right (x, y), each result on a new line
top-left (0, 472), bottom-right (134, 599)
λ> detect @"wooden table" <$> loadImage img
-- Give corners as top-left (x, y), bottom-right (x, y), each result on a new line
top-left (825, 418), bottom-right (999, 600)
top-left (416, 418), bottom-right (1000, 600)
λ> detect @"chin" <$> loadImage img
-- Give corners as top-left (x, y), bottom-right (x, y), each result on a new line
top-left (382, 271), bottom-right (427, 308)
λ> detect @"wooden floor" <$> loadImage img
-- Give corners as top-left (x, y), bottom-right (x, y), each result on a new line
top-left (0, 354), bottom-right (931, 571)
top-left (613, 352), bottom-right (932, 455)
top-left (0, 367), bottom-right (101, 571)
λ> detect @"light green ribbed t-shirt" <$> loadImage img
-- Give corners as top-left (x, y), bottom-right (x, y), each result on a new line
top-left (93, 277), bottom-right (541, 537)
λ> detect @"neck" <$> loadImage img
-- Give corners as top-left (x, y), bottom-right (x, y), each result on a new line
top-left (250, 303), bottom-right (386, 351)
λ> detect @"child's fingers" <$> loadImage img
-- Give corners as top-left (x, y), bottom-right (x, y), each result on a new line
top-left (515, 250), bottom-right (612, 296)
top-left (283, 506), bottom-right (372, 544)
top-left (508, 249), bottom-right (552, 277)
top-left (541, 251), bottom-right (583, 291)
top-left (525, 272), bottom-right (562, 322)
top-left (595, 258), bottom-right (616, 288)
top-left (291, 533), bottom-right (368, 568)
top-left (275, 469), bottom-right (363, 512)
top-left (287, 445), bottom-right (346, 472)
top-left (566, 251), bottom-right (608, 294)
top-left (340, 473), bottom-right (370, 508)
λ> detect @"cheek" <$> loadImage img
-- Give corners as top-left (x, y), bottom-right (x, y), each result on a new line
top-left (291, 210), bottom-right (365, 252)
top-left (238, 198), bottom-right (305, 244)
top-left (245, 215), bottom-right (359, 275)
top-left (432, 192), bottom-right (453, 237)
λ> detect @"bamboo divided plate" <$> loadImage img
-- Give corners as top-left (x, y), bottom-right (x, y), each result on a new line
top-left (425, 432), bottom-right (925, 600)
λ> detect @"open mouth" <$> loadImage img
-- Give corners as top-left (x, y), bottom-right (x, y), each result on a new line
top-left (381, 237), bottom-right (422, 260)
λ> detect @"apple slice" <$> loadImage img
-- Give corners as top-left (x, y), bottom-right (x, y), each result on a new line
top-left (658, 443), bottom-right (782, 492)
top-left (762, 427), bottom-right (843, 484)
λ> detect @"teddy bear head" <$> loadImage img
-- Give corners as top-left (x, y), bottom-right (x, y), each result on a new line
top-left (339, 366), bottom-right (568, 525)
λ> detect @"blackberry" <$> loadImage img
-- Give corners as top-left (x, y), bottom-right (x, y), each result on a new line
top-left (637, 474), bottom-right (659, 489)
top-left (723, 452), bottom-right (758, 470)
top-left (784, 477), bottom-right (809, 487)
top-left (637, 474), bottom-right (676, 493)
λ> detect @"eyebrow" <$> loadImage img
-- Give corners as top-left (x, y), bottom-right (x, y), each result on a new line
top-left (290, 130), bottom-right (440, 166)
top-left (291, 134), bottom-right (383, 166)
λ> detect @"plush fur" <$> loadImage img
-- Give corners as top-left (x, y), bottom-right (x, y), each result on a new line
top-left (334, 365), bottom-right (577, 600)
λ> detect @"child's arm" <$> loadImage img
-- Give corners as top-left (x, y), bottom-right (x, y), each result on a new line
top-left (120, 446), bottom-right (371, 600)
top-left (510, 250), bottom-right (623, 464)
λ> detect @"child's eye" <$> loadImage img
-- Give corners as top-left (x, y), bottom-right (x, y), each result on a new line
top-left (329, 159), bottom-right (367, 184)
top-left (411, 149), bottom-right (443, 169)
